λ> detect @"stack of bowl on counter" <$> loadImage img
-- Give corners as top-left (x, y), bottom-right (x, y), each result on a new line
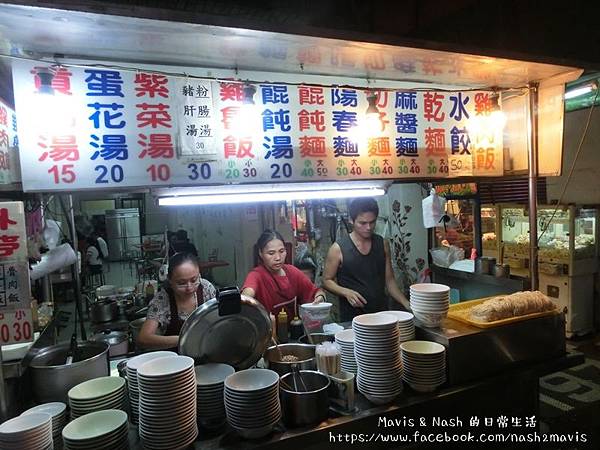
top-left (1, 283), bottom-right (455, 447)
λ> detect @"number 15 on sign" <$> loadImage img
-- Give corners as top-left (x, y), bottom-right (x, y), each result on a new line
top-left (0, 308), bottom-right (33, 345)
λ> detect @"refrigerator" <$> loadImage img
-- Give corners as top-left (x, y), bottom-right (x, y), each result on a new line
top-left (105, 208), bottom-right (141, 261)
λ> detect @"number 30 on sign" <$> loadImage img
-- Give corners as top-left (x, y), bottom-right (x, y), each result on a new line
top-left (0, 308), bottom-right (33, 345)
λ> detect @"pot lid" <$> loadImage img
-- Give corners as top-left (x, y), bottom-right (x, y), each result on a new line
top-left (178, 293), bottom-right (272, 370)
top-left (90, 330), bottom-right (128, 345)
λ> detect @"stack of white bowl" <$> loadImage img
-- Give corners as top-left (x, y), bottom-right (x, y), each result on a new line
top-left (376, 311), bottom-right (415, 342)
top-left (137, 355), bottom-right (198, 449)
top-left (409, 283), bottom-right (450, 327)
top-left (62, 410), bottom-right (128, 450)
top-left (400, 340), bottom-right (447, 392)
top-left (68, 377), bottom-right (126, 419)
top-left (126, 350), bottom-right (176, 424)
top-left (334, 329), bottom-right (357, 374)
top-left (195, 363), bottom-right (234, 428)
top-left (224, 369), bottom-right (281, 439)
top-left (353, 313), bottom-right (403, 405)
top-left (21, 402), bottom-right (67, 448)
top-left (0, 412), bottom-right (53, 450)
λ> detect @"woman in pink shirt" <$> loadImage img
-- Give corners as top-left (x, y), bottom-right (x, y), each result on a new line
top-left (242, 230), bottom-right (325, 318)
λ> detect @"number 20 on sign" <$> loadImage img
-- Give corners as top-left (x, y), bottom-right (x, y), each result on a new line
top-left (0, 308), bottom-right (33, 345)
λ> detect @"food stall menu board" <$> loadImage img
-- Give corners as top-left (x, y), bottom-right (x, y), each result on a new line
top-left (12, 61), bottom-right (503, 192)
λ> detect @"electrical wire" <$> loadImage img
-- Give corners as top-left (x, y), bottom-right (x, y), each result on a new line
top-left (537, 85), bottom-right (600, 243)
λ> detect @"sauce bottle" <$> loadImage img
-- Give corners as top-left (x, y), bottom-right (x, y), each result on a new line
top-left (276, 309), bottom-right (289, 343)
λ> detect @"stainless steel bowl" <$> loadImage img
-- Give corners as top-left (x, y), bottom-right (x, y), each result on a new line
top-left (264, 343), bottom-right (316, 375)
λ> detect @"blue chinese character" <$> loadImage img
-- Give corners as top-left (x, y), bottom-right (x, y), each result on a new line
top-left (262, 109), bottom-right (291, 132)
top-left (263, 136), bottom-right (293, 159)
top-left (11, 136), bottom-right (18, 148)
top-left (85, 70), bottom-right (125, 97)
top-left (88, 103), bottom-right (126, 129)
top-left (333, 136), bottom-right (359, 157)
top-left (396, 137), bottom-right (419, 157)
top-left (90, 134), bottom-right (128, 160)
top-left (450, 126), bottom-right (471, 155)
top-left (331, 89), bottom-right (358, 107)
top-left (332, 111), bottom-right (358, 132)
top-left (395, 92), bottom-right (418, 110)
top-left (395, 113), bottom-right (418, 134)
top-left (11, 114), bottom-right (16, 132)
top-left (449, 93), bottom-right (470, 121)
top-left (261, 85), bottom-right (289, 104)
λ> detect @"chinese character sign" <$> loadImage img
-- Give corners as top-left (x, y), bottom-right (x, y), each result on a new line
top-left (12, 60), bottom-right (503, 191)
top-left (0, 98), bottom-right (19, 185)
top-left (0, 202), bottom-right (27, 262)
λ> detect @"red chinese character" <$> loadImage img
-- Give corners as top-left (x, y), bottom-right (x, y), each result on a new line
top-left (375, 91), bottom-right (389, 108)
top-left (299, 137), bottom-right (326, 158)
top-left (0, 107), bottom-right (6, 126)
top-left (474, 93), bottom-right (492, 116)
top-left (0, 209), bottom-right (17, 231)
top-left (476, 147), bottom-right (496, 170)
top-left (0, 130), bottom-right (8, 150)
top-left (37, 135), bottom-right (79, 162)
top-left (298, 110), bottom-right (326, 132)
top-left (421, 58), bottom-right (443, 76)
top-left (367, 137), bottom-right (392, 157)
top-left (423, 93), bottom-right (445, 122)
top-left (14, 309), bottom-right (25, 321)
top-left (297, 47), bottom-right (321, 64)
top-left (138, 134), bottom-right (174, 159)
top-left (135, 103), bottom-right (172, 128)
top-left (31, 66), bottom-right (73, 95)
top-left (0, 235), bottom-right (19, 257)
top-left (223, 136), bottom-right (254, 159)
top-left (364, 53), bottom-right (386, 70)
top-left (220, 83), bottom-right (244, 102)
top-left (134, 73), bottom-right (169, 98)
top-left (220, 106), bottom-right (240, 130)
top-left (298, 87), bottom-right (324, 105)
top-left (425, 128), bottom-right (446, 157)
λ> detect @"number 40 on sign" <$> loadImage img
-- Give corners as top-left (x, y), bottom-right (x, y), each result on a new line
top-left (0, 308), bottom-right (33, 345)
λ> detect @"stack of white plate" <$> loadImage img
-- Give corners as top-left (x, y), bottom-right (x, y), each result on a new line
top-left (62, 410), bottom-right (128, 450)
top-left (68, 377), bottom-right (126, 419)
top-left (400, 340), bottom-right (447, 392)
top-left (195, 363), bottom-right (234, 428)
top-left (138, 355), bottom-right (198, 449)
top-left (224, 369), bottom-right (281, 439)
top-left (126, 350), bottom-right (176, 424)
top-left (376, 311), bottom-right (415, 342)
top-left (21, 402), bottom-right (67, 447)
top-left (334, 329), bottom-right (357, 374)
top-left (353, 313), bottom-right (403, 405)
top-left (409, 283), bottom-right (450, 327)
top-left (0, 412), bottom-right (53, 450)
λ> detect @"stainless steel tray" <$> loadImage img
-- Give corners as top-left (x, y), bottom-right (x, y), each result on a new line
top-left (178, 294), bottom-right (272, 370)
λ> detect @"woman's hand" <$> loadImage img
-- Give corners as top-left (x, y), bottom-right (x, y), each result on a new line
top-left (312, 291), bottom-right (326, 304)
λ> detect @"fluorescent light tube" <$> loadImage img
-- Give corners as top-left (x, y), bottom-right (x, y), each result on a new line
top-left (158, 186), bottom-right (386, 206)
top-left (564, 85), bottom-right (594, 100)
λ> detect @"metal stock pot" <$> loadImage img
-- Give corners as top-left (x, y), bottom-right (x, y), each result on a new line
top-left (29, 341), bottom-right (110, 404)
top-left (90, 299), bottom-right (118, 323)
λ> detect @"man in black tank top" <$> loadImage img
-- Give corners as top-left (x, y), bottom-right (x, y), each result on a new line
top-left (322, 197), bottom-right (410, 322)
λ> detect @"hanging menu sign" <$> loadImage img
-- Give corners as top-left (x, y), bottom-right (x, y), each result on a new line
top-left (0, 201), bottom-right (32, 345)
top-left (12, 61), bottom-right (503, 191)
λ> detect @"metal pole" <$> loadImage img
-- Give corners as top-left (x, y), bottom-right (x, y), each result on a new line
top-left (528, 83), bottom-right (539, 290)
top-left (61, 195), bottom-right (87, 341)
top-left (0, 342), bottom-right (7, 421)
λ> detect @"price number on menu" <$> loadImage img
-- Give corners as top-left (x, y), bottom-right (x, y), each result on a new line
top-left (0, 308), bottom-right (33, 345)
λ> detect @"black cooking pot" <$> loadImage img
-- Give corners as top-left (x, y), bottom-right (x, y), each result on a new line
top-left (90, 299), bottom-right (119, 323)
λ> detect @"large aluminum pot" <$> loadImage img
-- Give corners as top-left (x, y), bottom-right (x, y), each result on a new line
top-left (90, 299), bottom-right (118, 323)
top-left (280, 370), bottom-right (330, 427)
top-left (264, 343), bottom-right (315, 376)
top-left (90, 330), bottom-right (129, 357)
top-left (29, 341), bottom-right (110, 404)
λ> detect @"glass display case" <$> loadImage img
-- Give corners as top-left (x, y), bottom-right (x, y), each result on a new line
top-left (481, 205), bottom-right (499, 258)
top-left (501, 205), bottom-right (598, 263)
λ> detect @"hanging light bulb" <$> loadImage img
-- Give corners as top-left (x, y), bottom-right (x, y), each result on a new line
top-left (468, 90), bottom-right (506, 140)
top-left (489, 91), bottom-right (507, 130)
top-left (365, 91), bottom-right (383, 133)
top-left (235, 82), bottom-right (261, 137)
